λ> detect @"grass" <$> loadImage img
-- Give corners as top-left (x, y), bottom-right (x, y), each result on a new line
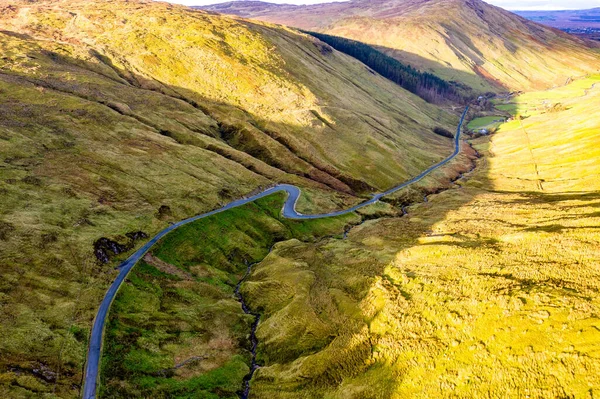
top-left (235, 76), bottom-right (600, 398)
top-left (466, 115), bottom-right (505, 130)
top-left (0, 1), bottom-right (461, 397)
top-left (2, 1), bottom-right (597, 397)
top-left (495, 103), bottom-right (518, 113)
top-left (99, 193), bottom-right (359, 398)
top-left (488, 75), bottom-right (600, 192)
top-left (99, 129), bottom-right (475, 397)
top-left (101, 123), bottom-right (475, 399)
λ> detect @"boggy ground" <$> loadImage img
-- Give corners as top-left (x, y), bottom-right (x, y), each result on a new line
top-left (240, 78), bottom-right (600, 398)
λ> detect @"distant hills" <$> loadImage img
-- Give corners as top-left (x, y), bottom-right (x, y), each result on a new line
top-left (201, 0), bottom-right (600, 92)
top-left (515, 8), bottom-right (600, 29)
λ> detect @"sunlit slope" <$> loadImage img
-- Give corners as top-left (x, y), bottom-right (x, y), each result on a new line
top-left (487, 75), bottom-right (600, 192)
top-left (240, 78), bottom-right (600, 397)
top-left (0, 1), bottom-right (460, 397)
top-left (2, 0), bottom-right (455, 192)
top-left (205, 0), bottom-right (600, 92)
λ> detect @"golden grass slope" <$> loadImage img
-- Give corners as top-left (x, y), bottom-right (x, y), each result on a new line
top-left (0, 1), bottom-right (462, 397)
top-left (205, 0), bottom-right (600, 92)
top-left (1, 0), bottom-right (456, 192)
top-left (488, 75), bottom-right (600, 193)
top-left (241, 77), bottom-right (600, 397)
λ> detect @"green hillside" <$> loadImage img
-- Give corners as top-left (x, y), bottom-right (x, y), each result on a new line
top-left (0, 1), bottom-right (461, 397)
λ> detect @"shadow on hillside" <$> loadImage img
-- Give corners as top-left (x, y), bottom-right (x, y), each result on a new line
top-left (372, 44), bottom-right (509, 94)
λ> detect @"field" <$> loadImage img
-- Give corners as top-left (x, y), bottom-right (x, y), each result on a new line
top-left (466, 116), bottom-right (505, 130)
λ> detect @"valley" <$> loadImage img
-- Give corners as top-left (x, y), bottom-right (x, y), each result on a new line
top-left (0, 1), bottom-right (460, 397)
top-left (97, 75), bottom-right (600, 398)
top-left (238, 76), bottom-right (600, 398)
top-left (0, 0), bottom-right (599, 398)
top-left (89, 109), bottom-right (468, 398)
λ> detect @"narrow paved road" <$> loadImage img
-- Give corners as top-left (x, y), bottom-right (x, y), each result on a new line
top-left (82, 106), bottom-right (469, 398)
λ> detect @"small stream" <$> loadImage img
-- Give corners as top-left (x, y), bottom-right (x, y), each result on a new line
top-left (235, 262), bottom-right (261, 399)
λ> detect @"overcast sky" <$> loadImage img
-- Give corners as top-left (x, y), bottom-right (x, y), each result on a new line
top-left (174, 0), bottom-right (600, 10)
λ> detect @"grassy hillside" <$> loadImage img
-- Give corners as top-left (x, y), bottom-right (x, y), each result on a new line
top-left (99, 193), bottom-right (362, 398)
top-left (204, 0), bottom-right (600, 92)
top-left (99, 77), bottom-right (600, 397)
top-left (0, 1), bottom-right (463, 397)
top-left (234, 77), bottom-right (600, 397)
top-left (97, 147), bottom-right (473, 398)
top-left (305, 31), bottom-right (466, 103)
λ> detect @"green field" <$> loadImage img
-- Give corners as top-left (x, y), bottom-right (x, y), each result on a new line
top-left (495, 103), bottom-right (518, 113)
top-left (467, 115), bottom-right (505, 130)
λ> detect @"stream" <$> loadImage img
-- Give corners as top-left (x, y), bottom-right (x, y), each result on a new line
top-left (234, 262), bottom-right (261, 399)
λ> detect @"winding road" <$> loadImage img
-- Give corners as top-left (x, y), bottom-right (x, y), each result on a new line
top-left (82, 106), bottom-right (469, 399)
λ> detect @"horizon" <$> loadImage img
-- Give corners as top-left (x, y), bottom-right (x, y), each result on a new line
top-left (170, 0), bottom-right (600, 11)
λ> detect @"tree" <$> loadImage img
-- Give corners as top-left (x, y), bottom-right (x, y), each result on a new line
top-left (305, 31), bottom-right (466, 104)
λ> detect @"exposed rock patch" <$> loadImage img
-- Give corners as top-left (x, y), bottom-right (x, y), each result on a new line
top-left (93, 231), bottom-right (148, 263)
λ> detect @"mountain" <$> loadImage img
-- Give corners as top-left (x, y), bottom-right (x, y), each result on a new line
top-left (201, 0), bottom-right (600, 92)
top-left (515, 8), bottom-right (600, 29)
top-left (0, 0), bottom-right (462, 396)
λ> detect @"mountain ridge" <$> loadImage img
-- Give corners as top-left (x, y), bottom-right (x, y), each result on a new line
top-left (201, 0), bottom-right (600, 91)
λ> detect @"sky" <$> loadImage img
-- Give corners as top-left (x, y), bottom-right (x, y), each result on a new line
top-left (172, 0), bottom-right (600, 10)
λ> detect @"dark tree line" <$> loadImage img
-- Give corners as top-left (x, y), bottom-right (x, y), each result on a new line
top-left (306, 31), bottom-right (465, 104)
